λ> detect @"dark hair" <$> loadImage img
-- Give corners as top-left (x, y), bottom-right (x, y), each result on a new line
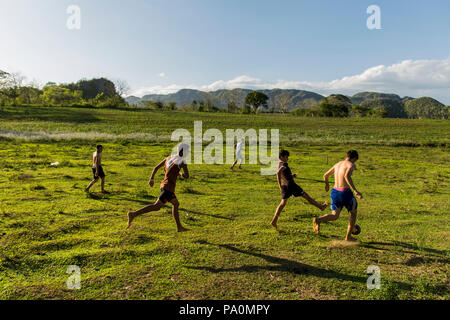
top-left (96, 145), bottom-right (103, 149)
top-left (347, 150), bottom-right (359, 160)
top-left (279, 150), bottom-right (290, 159)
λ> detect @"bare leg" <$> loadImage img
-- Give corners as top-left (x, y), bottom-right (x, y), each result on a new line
top-left (127, 200), bottom-right (164, 228)
top-left (345, 210), bottom-right (358, 242)
top-left (313, 208), bottom-right (341, 234)
top-left (302, 193), bottom-right (328, 211)
top-left (231, 160), bottom-right (238, 170)
top-left (101, 177), bottom-right (106, 192)
top-left (170, 198), bottom-right (189, 232)
top-left (271, 199), bottom-right (287, 229)
top-left (86, 178), bottom-right (99, 191)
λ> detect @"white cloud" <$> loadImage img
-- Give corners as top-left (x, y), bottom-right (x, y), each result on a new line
top-left (131, 58), bottom-right (450, 103)
top-left (158, 72), bottom-right (166, 78)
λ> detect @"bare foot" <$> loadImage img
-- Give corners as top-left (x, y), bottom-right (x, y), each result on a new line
top-left (313, 217), bottom-right (320, 234)
top-left (320, 202), bottom-right (329, 211)
top-left (127, 211), bottom-right (137, 229)
top-left (177, 226), bottom-right (189, 232)
top-left (270, 221), bottom-right (278, 229)
top-left (345, 235), bottom-right (358, 242)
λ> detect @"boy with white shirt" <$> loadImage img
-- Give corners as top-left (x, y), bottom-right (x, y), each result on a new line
top-left (231, 138), bottom-right (244, 170)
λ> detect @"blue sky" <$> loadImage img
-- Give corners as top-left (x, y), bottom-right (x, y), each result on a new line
top-left (1, 0), bottom-right (450, 103)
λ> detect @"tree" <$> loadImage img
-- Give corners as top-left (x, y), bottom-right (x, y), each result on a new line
top-left (274, 94), bottom-right (291, 113)
top-left (114, 79), bottom-right (130, 97)
top-left (197, 101), bottom-right (205, 112)
top-left (317, 95), bottom-right (351, 117)
top-left (352, 104), bottom-right (370, 117)
top-left (189, 100), bottom-right (198, 111)
top-left (227, 101), bottom-right (238, 113)
top-left (245, 91), bottom-right (269, 113)
top-left (41, 85), bottom-right (82, 106)
top-left (67, 78), bottom-right (117, 100)
top-left (18, 86), bottom-right (42, 105)
top-left (166, 101), bottom-right (177, 110)
top-left (367, 106), bottom-right (388, 118)
top-left (0, 72), bottom-right (25, 106)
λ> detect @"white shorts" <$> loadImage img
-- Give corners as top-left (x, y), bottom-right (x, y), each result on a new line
top-left (236, 151), bottom-right (244, 161)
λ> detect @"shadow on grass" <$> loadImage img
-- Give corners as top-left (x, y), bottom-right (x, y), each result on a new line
top-left (361, 241), bottom-right (449, 257)
top-left (85, 191), bottom-right (157, 206)
top-left (187, 241), bottom-right (412, 290)
top-left (296, 177), bottom-right (325, 184)
top-left (180, 208), bottom-right (233, 221)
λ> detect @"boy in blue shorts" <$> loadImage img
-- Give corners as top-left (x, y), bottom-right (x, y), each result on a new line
top-left (313, 150), bottom-right (363, 241)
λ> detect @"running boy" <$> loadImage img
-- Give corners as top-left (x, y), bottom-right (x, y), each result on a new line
top-left (313, 150), bottom-right (362, 241)
top-left (127, 144), bottom-right (190, 232)
top-left (271, 150), bottom-right (328, 229)
top-left (86, 144), bottom-right (107, 193)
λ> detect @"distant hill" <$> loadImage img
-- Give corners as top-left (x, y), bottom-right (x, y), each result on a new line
top-left (124, 95), bottom-right (142, 105)
top-left (360, 98), bottom-right (407, 118)
top-left (126, 89), bottom-right (449, 119)
top-left (404, 97), bottom-right (449, 119)
top-left (127, 88), bottom-right (324, 111)
top-left (350, 92), bottom-right (402, 104)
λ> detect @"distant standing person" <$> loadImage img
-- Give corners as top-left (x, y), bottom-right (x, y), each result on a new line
top-left (231, 138), bottom-right (244, 170)
top-left (86, 144), bottom-right (107, 193)
top-left (271, 150), bottom-right (328, 229)
top-left (127, 144), bottom-right (190, 232)
top-left (313, 150), bottom-right (362, 242)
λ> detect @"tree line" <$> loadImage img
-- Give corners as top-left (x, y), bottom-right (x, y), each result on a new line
top-left (0, 71), bottom-right (128, 108)
top-left (1, 71), bottom-right (448, 119)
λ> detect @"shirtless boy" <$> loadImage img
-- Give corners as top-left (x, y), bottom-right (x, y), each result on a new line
top-left (85, 145), bottom-right (107, 193)
top-left (127, 144), bottom-right (190, 232)
top-left (271, 150), bottom-right (328, 229)
top-left (313, 150), bottom-right (363, 241)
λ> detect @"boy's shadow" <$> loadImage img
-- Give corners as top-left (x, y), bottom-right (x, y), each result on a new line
top-left (361, 241), bottom-right (449, 258)
top-left (180, 208), bottom-right (234, 221)
top-left (186, 241), bottom-right (411, 289)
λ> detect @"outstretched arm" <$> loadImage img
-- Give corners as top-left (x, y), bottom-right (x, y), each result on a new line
top-left (149, 159), bottom-right (166, 187)
top-left (323, 165), bottom-right (335, 192)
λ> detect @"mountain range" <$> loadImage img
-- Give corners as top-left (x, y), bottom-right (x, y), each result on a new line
top-left (126, 89), bottom-right (434, 112)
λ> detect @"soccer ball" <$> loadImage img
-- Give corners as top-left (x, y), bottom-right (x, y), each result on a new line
top-left (352, 224), bottom-right (361, 235)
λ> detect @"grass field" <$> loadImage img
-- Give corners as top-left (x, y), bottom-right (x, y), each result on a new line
top-left (0, 105), bottom-right (449, 300)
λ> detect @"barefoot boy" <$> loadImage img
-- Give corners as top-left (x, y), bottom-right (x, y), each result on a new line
top-left (313, 150), bottom-right (363, 241)
top-left (230, 138), bottom-right (244, 170)
top-left (86, 145), bottom-right (107, 193)
top-left (271, 150), bottom-right (328, 229)
top-left (127, 144), bottom-right (190, 232)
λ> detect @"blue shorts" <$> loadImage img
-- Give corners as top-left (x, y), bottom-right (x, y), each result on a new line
top-left (330, 188), bottom-right (357, 212)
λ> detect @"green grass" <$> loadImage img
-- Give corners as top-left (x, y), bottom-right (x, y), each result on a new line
top-left (0, 106), bottom-right (449, 300)
top-left (0, 105), bottom-right (449, 146)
